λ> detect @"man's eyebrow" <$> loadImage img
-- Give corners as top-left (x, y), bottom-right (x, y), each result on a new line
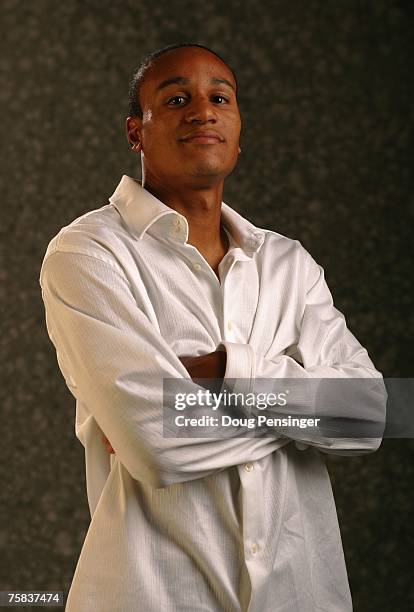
top-left (156, 76), bottom-right (190, 91)
top-left (210, 77), bottom-right (235, 91)
top-left (156, 76), bottom-right (236, 92)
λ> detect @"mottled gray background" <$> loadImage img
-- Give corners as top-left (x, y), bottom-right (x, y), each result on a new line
top-left (1, 0), bottom-right (413, 610)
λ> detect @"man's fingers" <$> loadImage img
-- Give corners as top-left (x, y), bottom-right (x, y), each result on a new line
top-left (101, 434), bottom-right (115, 454)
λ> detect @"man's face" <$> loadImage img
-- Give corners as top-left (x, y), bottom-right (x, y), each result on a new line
top-left (126, 47), bottom-right (241, 187)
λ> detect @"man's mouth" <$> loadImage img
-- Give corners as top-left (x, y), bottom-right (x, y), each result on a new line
top-left (179, 130), bottom-right (224, 144)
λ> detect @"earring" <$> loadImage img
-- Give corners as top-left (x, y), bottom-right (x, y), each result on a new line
top-left (132, 142), bottom-right (141, 152)
top-left (238, 146), bottom-right (242, 153)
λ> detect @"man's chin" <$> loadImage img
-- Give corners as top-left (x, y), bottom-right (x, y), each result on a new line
top-left (186, 159), bottom-right (235, 182)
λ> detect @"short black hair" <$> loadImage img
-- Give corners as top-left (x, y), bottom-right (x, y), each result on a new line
top-left (128, 43), bottom-right (238, 118)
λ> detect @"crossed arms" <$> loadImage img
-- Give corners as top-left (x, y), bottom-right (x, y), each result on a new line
top-left (40, 247), bottom-right (386, 488)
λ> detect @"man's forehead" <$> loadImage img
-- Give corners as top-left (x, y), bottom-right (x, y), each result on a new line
top-left (143, 48), bottom-right (236, 91)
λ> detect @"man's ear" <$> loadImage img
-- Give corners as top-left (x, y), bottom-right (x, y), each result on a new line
top-left (125, 116), bottom-right (142, 148)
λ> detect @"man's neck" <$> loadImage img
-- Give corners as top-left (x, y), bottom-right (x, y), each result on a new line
top-left (142, 179), bottom-right (229, 273)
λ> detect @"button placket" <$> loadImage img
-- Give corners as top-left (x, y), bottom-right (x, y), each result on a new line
top-left (238, 460), bottom-right (264, 566)
top-left (221, 256), bottom-right (239, 341)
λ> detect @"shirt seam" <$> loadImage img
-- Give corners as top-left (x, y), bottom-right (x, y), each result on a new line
top-left (40, 248), bottom-right (126, 285)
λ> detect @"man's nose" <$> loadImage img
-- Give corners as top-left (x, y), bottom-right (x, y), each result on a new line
top-left (184, 98), bottom-right (217, 123)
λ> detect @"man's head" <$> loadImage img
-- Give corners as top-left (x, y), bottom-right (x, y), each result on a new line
top-left (128, 43), bottom-right (239, 119)
top-left (126, 43), bottom-right (241, 189)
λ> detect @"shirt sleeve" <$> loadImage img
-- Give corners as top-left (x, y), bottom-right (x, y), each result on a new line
top-left (218, 249), bottom-right (387, 455)
top-left (39, 249), bottom-right (282, 488)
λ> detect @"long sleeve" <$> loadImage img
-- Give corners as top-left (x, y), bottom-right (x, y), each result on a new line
top-left (40, 250), bottom-right (282, 488)
top-left (219, 249), bottom-right (387, 455)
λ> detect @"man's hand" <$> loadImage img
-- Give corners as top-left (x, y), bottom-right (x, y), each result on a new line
top-left (101, 350), bottom-right (227, 455)
top-left (179, 350), bottom-right (226, 380)
top-left (102, 434), bottom-right (115, 454)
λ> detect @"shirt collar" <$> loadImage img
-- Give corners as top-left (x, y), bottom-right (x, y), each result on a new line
top-left (109, 175), bottom-right (266, 257)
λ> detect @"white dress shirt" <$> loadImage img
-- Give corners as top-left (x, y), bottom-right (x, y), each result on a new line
top-left (39, 175), bottom-right (385, 612)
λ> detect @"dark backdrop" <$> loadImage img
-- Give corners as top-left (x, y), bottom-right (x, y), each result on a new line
top-left (1, 1), bottom-right (413, 610)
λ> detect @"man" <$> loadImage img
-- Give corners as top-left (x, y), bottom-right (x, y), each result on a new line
top-left (39, 43), bottom-right (385, 612)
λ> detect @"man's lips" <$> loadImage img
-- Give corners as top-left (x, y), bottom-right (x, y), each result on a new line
top-left (179, 130), bottom-right (224, 144)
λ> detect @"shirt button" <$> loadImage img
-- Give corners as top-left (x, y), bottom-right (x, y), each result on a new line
top-left (250, 543), bottom-right (259, 555)
top-left (169, 226), bottom-right (183, 238)
top-left (173, 218), bottom-right (181, 226)
top-left (227, 321), bottom-right (233, 331)
top-left (193, 262), bottom-right (201, 271)
top-left (244, 463), bottom-right (254, 472)
top-left (245, 232), bottom-right (264, 250)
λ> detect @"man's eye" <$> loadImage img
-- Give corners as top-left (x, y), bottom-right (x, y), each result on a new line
top-left (212, 95), bottom-right (229, 104)
top-left (167, 94), bottom-right (229, 106)
top-left (167, 96), bottom-right (187, 105)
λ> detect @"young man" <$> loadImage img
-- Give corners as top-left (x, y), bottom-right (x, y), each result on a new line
top-left (39, 43), bottom-right (385, 611)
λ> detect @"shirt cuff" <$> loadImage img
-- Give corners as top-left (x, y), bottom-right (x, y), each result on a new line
top-left (216, 341), bottom-right (255, 395)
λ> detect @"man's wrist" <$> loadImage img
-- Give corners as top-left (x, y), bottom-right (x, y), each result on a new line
top-left (179, 350), bottom-right (227, 380)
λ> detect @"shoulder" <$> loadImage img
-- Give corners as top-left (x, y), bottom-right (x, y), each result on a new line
top-left (254, 228), bottom-right (326, 294)
top-left (39, 202), bottom-right (138, 291)
top-left (40, 203), bottom-right (133, 270)
top-left (259, 228), bottom-right (313, 268)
